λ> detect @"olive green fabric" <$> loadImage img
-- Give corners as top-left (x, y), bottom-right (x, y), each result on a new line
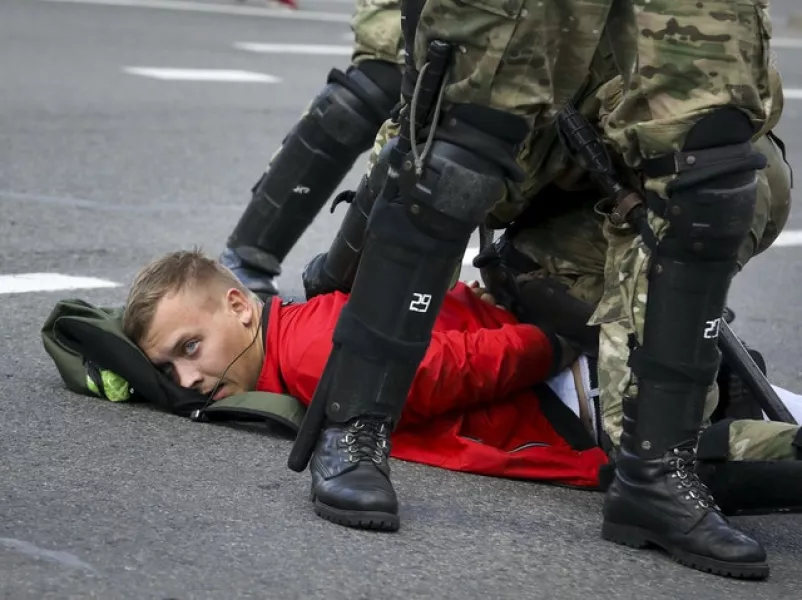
top-left (41, 298), bottom-right (305, 431)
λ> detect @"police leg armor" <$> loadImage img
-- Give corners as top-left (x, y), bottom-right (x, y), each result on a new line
top-left (301, 138), bottom-right (395, 299)
top-left (695, 422), bottom-right (802, 516)
top-left (301, 105), bottom-right (528, 531)
top-left (220, 61), bottom-right (401, 299)
top-left (600, 108), bottom-right (771, 580)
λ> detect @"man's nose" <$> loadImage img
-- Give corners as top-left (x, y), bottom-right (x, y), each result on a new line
top-left (175, 363), bottom-right (203, 390)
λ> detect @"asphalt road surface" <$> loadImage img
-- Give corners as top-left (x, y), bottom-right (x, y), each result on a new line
top-left (2, 1), bottom-right (802, 599)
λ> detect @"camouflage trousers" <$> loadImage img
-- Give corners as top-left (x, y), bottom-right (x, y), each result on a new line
top-left (374, 0), bottom-right (780, 215)
top-left (363, 0), bottom-right (791, 459)
top-left (513, 131), bottom-right (798, 461)
top-left (409, 0), bottom-right (775, 181)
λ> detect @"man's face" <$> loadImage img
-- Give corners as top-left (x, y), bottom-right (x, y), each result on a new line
top-left (140, 285), bottom-right (262, 401)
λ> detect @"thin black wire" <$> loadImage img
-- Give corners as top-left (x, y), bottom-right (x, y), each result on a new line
top-left (198, 312), bottom-right (262, 412)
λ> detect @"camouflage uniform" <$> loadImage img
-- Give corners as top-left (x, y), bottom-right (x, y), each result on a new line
top-left (295, 0), bottom-right (784, 570)
top-left (366, 2), bottom-right (793, 462)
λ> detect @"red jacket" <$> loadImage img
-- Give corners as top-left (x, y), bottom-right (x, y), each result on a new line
top-left (256, 282), bottom-right (608, 488)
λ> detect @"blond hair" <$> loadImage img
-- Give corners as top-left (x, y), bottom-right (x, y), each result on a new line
top-left (122, 248), bottom-right (253, 345)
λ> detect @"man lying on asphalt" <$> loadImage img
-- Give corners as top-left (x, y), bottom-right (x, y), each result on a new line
top-left (117, 249), bottom-right (802, 519)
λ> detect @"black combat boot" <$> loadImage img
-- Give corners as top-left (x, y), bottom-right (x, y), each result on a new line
top-left (603, 400), bottom-right (768, 579)
top-left (310, 418), bottom-right (398, 530)
top-left (219, 246), bottom-right (280, 300)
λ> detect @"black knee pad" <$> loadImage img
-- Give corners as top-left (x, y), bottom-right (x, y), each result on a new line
top-left (308, 137), bottom-right (399, 295)
top-left (391, 105), bottom-right (530, 235)
top-left (400, 140), bottom-right (510, 230)
top-left (643, 108), bottom-right (767, 261)
top-left (278, 59), bottom-right (401, 156)
top-left (329, 60), bottom-right (402, 129)
top-left (426, 104), bottom-right (529, 183)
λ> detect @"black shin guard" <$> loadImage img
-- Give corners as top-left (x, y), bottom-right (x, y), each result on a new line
top-left (226, 61), bottom-right (401, 274)
top-left (302, 138), bottom-right (396, 298)
top-left (304, 97), bottom-right (528, 425)
top-left (322, 138), bottom-right (513, 424)
top-left (601, 109), bottom-right (772, 580)
top-left (626, 109), bottom-right (767, 457)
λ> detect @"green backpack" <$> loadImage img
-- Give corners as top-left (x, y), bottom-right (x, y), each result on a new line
top-left (41, 298), bottom-right (306, 433)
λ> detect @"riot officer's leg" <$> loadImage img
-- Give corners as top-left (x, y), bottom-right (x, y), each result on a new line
top-left (220, 0), bottom-right (405, 298)
top-left (299, 92), bottom-right (529, 529)
top-left (597, 0), bottom-right (777, 577)
top-left (301, 128), bottom-right (398, 299)
top-left (286, 0), bottom-right (619, 528)
top-left (219, 59), bottom-right (401, 298)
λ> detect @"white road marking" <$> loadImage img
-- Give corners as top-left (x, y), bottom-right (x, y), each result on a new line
top-left (34, 1), bottom-right (802, 46)
top-left (39, 0), bottom-right (351, 22)
top-left (234, 42), bottom-right (352, 56)
top-left (784, 88), bottom-right (802, 100)
top-left (0, 538), bottom-right (98, 574)
top-left (123, 67), bottom-right (281, 82)
top-left (461, 229), bottom-right (802, 266)
top-left (0, 273), bottom-right (121, 295)
top-left (774, 37), bottom-right (802, 50)
top-left (773, 229), bottom-right (802, 247)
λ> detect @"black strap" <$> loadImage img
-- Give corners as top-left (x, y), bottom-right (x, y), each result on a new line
top-left (640, 142), bottom-right (754, 179)
top-left (534, 382), bottom-right (597, 451)
top-left (628, 334), bottom-right (721, 386)
top-left (696, 418), bottom-right (734, 462)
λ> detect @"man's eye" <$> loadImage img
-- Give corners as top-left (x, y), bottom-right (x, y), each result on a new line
top-left (184, 340), bottom-right (200, 356)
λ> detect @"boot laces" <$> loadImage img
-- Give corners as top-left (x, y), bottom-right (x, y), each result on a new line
top-left (668, 445), bottom-right (720, 511)
top-left (339, 419), bottom-right (391, 465)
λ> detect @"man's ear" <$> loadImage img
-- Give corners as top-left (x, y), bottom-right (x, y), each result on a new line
top-left (225, 288), bottom-right (254, 326)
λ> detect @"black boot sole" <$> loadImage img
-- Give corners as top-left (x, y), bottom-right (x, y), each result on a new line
top-left (602, 521), bottom-right (769, 580)
top-left (313, 496), bottom-right (400, 532)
